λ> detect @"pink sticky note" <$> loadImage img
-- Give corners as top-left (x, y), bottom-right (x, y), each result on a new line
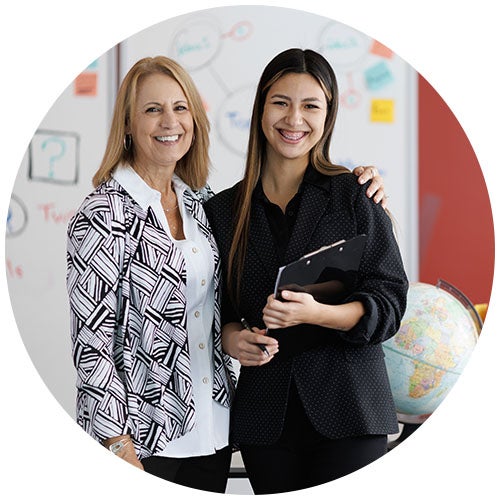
top-left (74, 72), bottom-right (98, 96)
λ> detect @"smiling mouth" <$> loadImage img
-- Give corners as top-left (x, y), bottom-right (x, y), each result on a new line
top-left (155, 135), bottom-right (180, 143)
top-left (278, 129), bottom-right (308, 142)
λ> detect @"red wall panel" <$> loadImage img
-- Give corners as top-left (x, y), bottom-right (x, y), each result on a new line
top-left (418, 76), bottom-right (494, 305)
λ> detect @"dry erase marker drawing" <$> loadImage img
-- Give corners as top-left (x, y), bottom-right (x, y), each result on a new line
top-left (319, 21), bottom-right (370, 68)
top-left (169, 16), bottom-right (256, 157)
top-left (6, 258), bottom-right (23, 280)
top-left (29, 130), bottom-right (80, 184)
top-left (341, 72), bottom-right (363, 109)
top-left (6, 194), bottom-right (28, 238)
top-left (217, 86), bottom-right (254, 156)
top-left (171, 17), bottom-right (222, 70)
top-left (37, 202), bottom-right (76, 226)
top-left (221, 20), bottom-right (254, 42)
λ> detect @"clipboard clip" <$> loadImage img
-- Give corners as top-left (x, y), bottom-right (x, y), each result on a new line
top-left (300, 239), bottom-right (346, 260)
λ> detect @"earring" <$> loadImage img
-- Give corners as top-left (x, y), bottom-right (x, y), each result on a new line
top-left (123, 134), bottom-right (132, 151)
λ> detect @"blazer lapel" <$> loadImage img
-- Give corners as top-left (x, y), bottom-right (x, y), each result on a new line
top-left (284, 182), bottom-right (330, 264)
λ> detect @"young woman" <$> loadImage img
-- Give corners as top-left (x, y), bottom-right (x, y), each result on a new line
top-left (204, 48), bottom-right (408, 494)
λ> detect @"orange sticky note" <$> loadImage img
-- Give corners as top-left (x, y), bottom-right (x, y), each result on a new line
top-left (371, 40), bottom-right (393, 59)
top-left (371, 99), bottom-right (395, 123)
top-left (74, 72), bottom-right (98, 96)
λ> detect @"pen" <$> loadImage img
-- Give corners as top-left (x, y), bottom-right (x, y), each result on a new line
top-left (241, 317), bottom-right (270, 357)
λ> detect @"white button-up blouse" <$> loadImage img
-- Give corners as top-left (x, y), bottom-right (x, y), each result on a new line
top-left (113, 165), bottom-right (230, 458)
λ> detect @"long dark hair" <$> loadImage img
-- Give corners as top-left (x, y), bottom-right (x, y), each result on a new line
top-left (228, 48), bottom-right (350, 304)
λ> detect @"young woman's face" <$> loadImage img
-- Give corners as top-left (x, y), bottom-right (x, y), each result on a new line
top-left (130, 73), bottom-right (194, 171)
top-left (261, 72), bottom-right (328, 165)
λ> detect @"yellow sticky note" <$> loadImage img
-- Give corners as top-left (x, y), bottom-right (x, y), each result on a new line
top-left (371, 99), bottom-right (394, 123)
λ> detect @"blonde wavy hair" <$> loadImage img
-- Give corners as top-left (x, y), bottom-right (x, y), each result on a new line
top-left (93, 56), bottom-right (211, 190)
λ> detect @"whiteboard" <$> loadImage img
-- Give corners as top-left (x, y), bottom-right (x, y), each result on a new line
top-left (121, 5), bottom-right (418, 277)
top-left (5, 49), bottom-right (116, 415)
top-left (5, 5), bottom-right (417, 419)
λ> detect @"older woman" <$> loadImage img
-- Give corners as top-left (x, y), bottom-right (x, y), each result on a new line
top-left (66, 56), bottom-right (236, 492)
top-left (66, 55), bottom-right (386, 493)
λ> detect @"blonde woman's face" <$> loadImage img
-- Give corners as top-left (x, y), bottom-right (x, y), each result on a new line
top-left (261, 72), bottom-right (327, 166)
top-left (130, 73), bottom-right (194, 171)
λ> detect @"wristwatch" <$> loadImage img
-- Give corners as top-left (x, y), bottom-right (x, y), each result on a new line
top-left (109, 438), bottom-right (130, 454)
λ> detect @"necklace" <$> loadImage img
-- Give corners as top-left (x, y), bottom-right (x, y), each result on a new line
top-left (163, 189), bottom-right (179, 213)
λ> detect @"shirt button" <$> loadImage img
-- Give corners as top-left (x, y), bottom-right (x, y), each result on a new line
top-left (202, 377), bottom-right (209, 384)
top-left (192, 247), bottom-right (199, 253)
top-left (194, 311), bottom-right (200, 318)
top-left (201, 279), bottom-right (206, 286)
top-left (199, 342), bottom-right (205, 350)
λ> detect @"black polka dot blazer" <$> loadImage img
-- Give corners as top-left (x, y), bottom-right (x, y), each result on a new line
top-left (204, 170), bottom-right (408, 446)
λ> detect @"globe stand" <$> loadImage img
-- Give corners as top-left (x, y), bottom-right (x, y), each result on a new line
top-left (388, 412), bottom-right (431, 450)
top-left (387, 422), bottom-right (421, 451)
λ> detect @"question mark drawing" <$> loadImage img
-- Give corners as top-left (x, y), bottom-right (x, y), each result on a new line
top-left (41, 137), bottom-right (66, 178)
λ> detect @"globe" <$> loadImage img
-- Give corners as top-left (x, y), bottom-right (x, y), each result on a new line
top-left (382, 280), bottom-right (482, 424)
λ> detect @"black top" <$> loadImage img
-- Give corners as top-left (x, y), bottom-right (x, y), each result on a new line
top-left (255, 165), bottom-right (329, 264)
top-left (204, 169), bottom-right (408, 446)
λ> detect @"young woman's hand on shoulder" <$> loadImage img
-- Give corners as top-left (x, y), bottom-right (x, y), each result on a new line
top-left (352, 165), bottom-right (388, 208)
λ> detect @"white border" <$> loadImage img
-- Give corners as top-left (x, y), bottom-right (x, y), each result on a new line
top-left (1, 1), bottom-right (498, 498)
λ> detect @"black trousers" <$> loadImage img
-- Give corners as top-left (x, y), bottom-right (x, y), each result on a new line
top-left (240, 382), bottom-right (388, 494)
top-left (141, 446), bottom-right (232, 493)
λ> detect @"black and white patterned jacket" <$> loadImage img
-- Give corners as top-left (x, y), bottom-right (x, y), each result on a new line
top-left (66, 177), bottom-right (236, 460)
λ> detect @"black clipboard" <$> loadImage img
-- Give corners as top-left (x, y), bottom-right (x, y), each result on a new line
top-left (273, 234), bottom-right (367, 304)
